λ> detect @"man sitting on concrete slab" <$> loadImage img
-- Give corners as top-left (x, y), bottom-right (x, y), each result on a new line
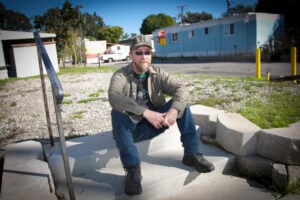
top-left (108, 35), bottom-right (215, 196)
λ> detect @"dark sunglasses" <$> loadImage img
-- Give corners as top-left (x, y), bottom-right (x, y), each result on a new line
top-left (134, 51), bottom-right (152, 56)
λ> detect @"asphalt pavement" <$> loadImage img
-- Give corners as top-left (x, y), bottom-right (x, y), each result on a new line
top-left (100, 60), bottom-right (295, 78)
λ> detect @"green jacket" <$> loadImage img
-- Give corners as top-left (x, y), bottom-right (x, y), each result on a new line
top-left (108, 64), bottom-right (189, 122)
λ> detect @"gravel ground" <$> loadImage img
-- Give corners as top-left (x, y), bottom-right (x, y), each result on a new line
top-left (1, 71), bottom-right (299, 149)
top-left (0, 72), bottom-right (113, 149)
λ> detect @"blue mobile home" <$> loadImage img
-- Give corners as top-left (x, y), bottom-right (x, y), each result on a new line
top-left (153, 13), bottom-right (284, 58)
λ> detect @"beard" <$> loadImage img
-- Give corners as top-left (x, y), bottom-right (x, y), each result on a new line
top-left (133, 60), bottom-right (150, 74)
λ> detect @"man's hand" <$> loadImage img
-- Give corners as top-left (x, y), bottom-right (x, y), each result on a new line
top-left (143, 108), bottom-right (178, 129)
top-left (162, 108), bottom-right (178, 127)
top-left (143, 109), bottom-right (166, 129)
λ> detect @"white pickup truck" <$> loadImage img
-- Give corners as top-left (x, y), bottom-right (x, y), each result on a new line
top-left (100, 44), bottom-right (130, 63)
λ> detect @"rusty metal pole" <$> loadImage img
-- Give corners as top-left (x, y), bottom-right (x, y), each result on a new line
top-left (34, 31), bottom-right (76, 200)
top-left (37, 48), bottom-right (54, 146)
top-left (52, 98), bottom-right (76, 200)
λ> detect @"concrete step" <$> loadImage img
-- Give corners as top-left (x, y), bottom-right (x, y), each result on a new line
top-left (44, 127), bottom-right (235, 200)
top-left (1, 141), bottom-right (57, 200)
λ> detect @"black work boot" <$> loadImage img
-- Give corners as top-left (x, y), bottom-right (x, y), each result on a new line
top-left (124, 165), bottom-right (142, 195)
top-left (182, 153), bottom-right (215, 173)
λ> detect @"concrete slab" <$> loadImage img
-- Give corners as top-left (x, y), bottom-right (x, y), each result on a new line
top-left (216, 112), bottom-right (260, 156)
top-left (190, 104), bottom-right (225, 138)
top-left (44, 129), bottom-right (235, 200)
top-left (256, 127), bottom-right (300, 165)
top-left (159, 174), bottom-right (277, 200)
top-left (1, 141), bottom-right (56, 200)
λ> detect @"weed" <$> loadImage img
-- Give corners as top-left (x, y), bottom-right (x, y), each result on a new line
top-left (78, 97), bottom-right (98, 103)
top-left (58, 66), bottom-right (116, 75)
top-left (64, 93), bottom-right (71, 97)
top-left (89, 93), bottom-right (99, 97)
top-left (62, 100), bottom-right (72, 104)
top-left (70, 110), bottom-right (86, 119)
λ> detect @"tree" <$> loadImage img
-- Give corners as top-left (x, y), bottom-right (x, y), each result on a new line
top-left (97, 26), bottom-right (123, 43)
top-left (256, 0), bottom-right (299, 52)
top-left (0, 2), bottom-right (32, 31)
top-left (120, 33), bottom-right (137, 40)
top-left (183, 11), bottom-right (213, 23)
top-left (120, 33), bottom-right (130, 40)
top-left (34, 1), bottom-right (84, 64)
top-left (82, 12), bottom-right (105, 40)
top-left (222, 3), bottom-right (255, 17)
top-left (33, 0), bottom-right (107, 63)
top-left (140, 13), bottom-right (176, 34)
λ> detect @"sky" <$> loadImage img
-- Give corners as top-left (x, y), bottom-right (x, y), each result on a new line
top-left (1, 0), bottom-right (258, 34)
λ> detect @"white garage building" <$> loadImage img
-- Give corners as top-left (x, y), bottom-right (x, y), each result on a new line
top-left (0, 29), bottom-right (58, 79)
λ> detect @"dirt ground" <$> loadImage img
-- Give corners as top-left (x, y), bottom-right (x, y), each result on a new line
top-left (0, 72), bottom-right (114, 149)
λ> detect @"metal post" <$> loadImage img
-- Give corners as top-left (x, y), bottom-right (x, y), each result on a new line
top-left (34, 31), bottom-right (76, 200)
top-left (256, 48), bottom-right (261, 79)
top-left (267, 71), bottom-right (270, 81)
top-left (98, 53), bottom-right (101, 68)
top-left (36, 47), bottom-right (54, 147)
top-left (291, 47), bottom-right (297, 84)
top-left (53, 99), bottom-right (76, 200)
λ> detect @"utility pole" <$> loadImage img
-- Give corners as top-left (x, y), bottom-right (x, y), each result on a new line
top-left (177, 5), bottom-right (187, 25)
top-left (77, 5), bottom-right (84, 65)
top-left (226, 0), bottom-right (235, 15)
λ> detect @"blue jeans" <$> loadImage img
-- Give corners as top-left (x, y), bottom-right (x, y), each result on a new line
top-left (111, 100), bottom-right (200, 168)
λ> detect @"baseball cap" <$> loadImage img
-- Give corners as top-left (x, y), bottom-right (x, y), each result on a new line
top-left (130, 35), bottom-right (152, 51)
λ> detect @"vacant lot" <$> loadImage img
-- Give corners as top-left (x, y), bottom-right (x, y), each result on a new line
top-left (0, 67), bottom-right (299, 149)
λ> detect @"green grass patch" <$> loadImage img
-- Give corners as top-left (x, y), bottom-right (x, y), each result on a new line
top-left (62, 100), bottom-right (73, 104)
top-left (0, 76), bottom-right (39, 84)
top-left (64, 93), bottom-right (71, 97)
top-left (0, 66), bottom-right (116, 84)
top-left (195, 94), bottom-right (232, 109)
top-left (70, 110), bottom-right (86, 119)
top-left (58, 66), bottom-right (116, 75)
top-left (78, 97), bottom-right (98, 103)
top-left (239, 93), bottom-right (300, 128)
top-left (89, 89), bottom-right (104, 98)
top-left (190, 75), bottom-right (300, 129)
top-left (0, 77), bottom-right (19, 84)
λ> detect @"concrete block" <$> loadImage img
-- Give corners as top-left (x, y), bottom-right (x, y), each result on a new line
top-left (256, 127), bottom-right (300, 165)
top-left (236, 155), bottom-right (274, 178)
top-left (4, 140), bottom-right (44, 162)
top-left (191, 104), bottom-right (225, 138)
top-left (272, 163), bottom-right (288, 187)
top-left (289, 121), bottom-right (300, 128)
top-left (0, 69), bottom-right (8, 80)
top-left (216, 113), bottom-right (260, 156)
top-left (1, 141), bottom-right (56, 199)
top-left (287, 165), bottom-right (300, 185)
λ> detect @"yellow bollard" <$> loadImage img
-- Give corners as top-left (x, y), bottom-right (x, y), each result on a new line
top-left (267, 71), bottom-right (270, 81)
top-left (256, 48), bottom-right (261, 79)
top-left (291, 47), bottom-right (297, 84)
